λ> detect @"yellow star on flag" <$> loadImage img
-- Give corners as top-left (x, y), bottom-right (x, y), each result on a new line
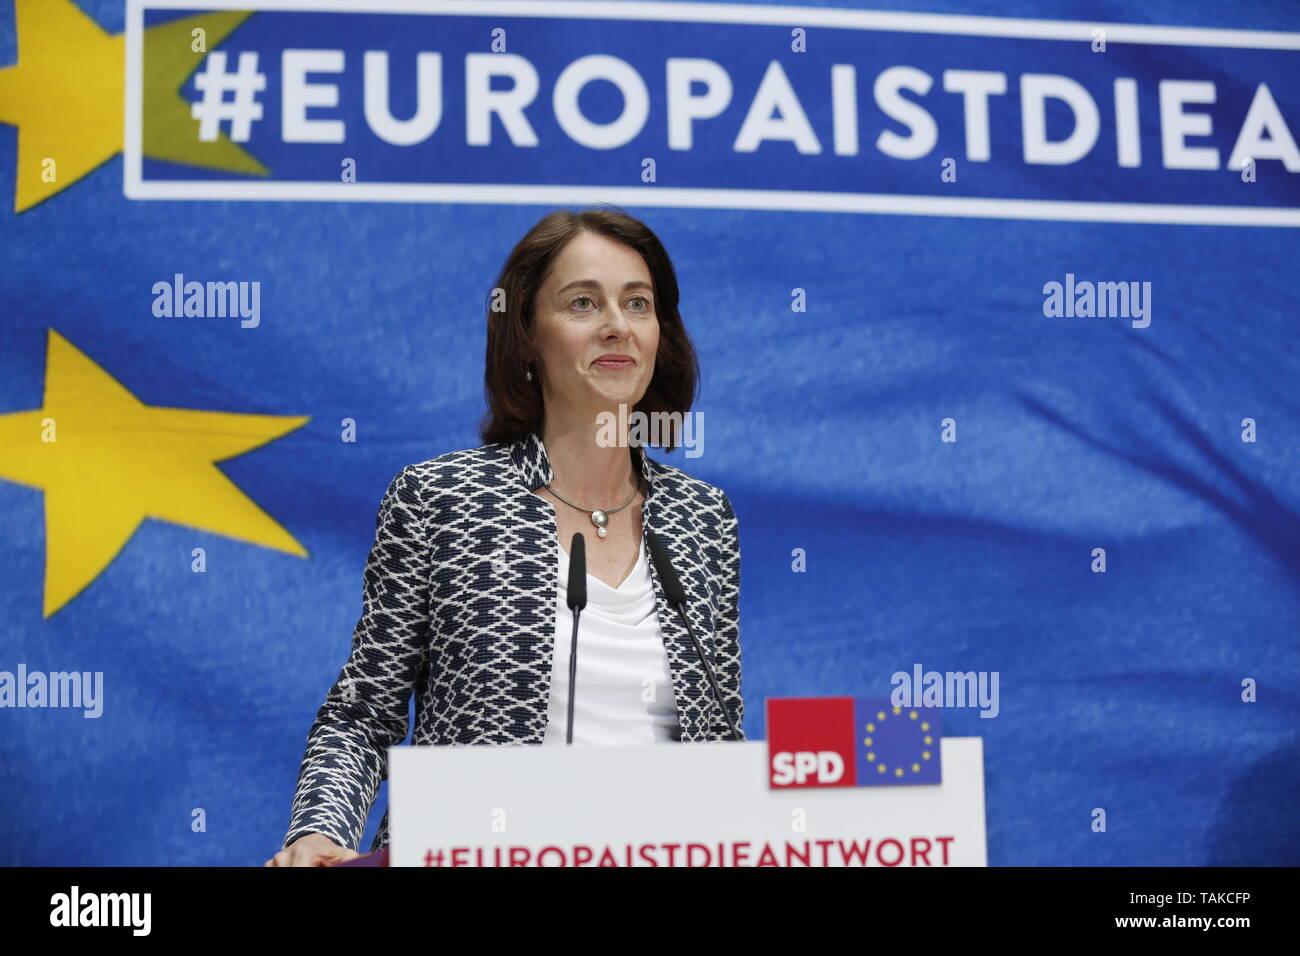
top-left (0, 0), bottom-right (266, 212)
top-left (0, 329), bottom-right (310, 618)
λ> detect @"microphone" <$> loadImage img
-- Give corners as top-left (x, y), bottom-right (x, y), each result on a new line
top-left (564, 532), bottom-right (587, 745)
top-left (645, 530), bottom-right (741, 742)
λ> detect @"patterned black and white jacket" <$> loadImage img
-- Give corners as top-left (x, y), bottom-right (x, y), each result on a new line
top-left (281, 428), bottom-right (744, 853)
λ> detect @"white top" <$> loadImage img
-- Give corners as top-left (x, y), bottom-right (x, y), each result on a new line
top-left (542, 537), bottom-right (681, 745)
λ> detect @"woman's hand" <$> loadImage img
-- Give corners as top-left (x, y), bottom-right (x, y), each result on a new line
top-left (264, 833), bottom-right (361, 867)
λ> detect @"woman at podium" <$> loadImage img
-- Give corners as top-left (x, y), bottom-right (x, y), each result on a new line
top-left (266, 207), bottom-right (744, 866)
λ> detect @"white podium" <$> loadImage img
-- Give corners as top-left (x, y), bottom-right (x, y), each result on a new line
top-left (389, 737), bottom-right (986, 866)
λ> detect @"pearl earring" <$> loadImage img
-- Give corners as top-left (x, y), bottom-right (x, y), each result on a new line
top-left (525, 366), bottom-right (533, 381)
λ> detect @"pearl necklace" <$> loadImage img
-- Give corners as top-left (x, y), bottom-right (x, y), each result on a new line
top-left (544, 479), bottom-right (640, 538)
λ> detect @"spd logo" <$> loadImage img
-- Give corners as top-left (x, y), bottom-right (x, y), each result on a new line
top-left (766, 697), bottom-right (943, 789)
top-left (772, 750), bottom-right (846, 786)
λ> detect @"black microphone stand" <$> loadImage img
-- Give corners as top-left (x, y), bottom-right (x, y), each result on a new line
top-left (565, 532), bottom-right (587, 745)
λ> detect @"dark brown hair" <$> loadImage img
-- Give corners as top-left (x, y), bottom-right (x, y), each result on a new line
top-left (478, 205), bottom-right (699, 451)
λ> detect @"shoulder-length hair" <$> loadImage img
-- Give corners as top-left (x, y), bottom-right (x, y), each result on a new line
top-left (478, 205), bottom-right (699, 452)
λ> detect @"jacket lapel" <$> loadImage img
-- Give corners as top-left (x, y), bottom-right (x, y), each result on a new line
top-left (641, 477), bottom-right (721, 742)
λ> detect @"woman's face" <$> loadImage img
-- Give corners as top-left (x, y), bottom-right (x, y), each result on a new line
top-left (530, 231), bottom-right (660, 424)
